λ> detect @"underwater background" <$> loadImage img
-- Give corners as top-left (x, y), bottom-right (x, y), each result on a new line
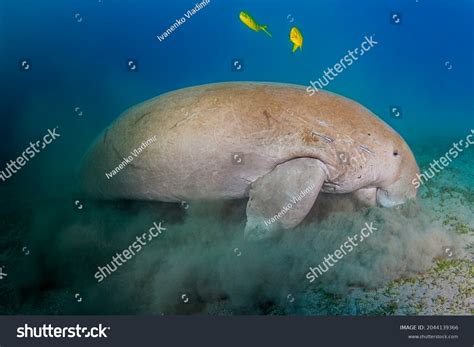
top-left (0, 0), bottom-right (472, 315)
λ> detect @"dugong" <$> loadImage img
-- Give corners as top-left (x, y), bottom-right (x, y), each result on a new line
top-left (81, 82), bottom-right (419, 240)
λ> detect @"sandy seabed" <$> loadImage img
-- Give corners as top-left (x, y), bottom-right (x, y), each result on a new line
top-left (0, 141), bottom-right (472, 315)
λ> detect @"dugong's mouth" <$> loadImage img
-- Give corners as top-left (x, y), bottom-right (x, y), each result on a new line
top-left (376, 188), bottom-right (407, 208)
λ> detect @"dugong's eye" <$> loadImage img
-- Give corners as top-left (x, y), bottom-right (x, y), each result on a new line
top-left (393, 150), bottom-right (399, 156)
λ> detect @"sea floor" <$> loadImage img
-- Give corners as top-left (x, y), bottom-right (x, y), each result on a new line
top-left (207, 142), bottom-right (474, 315)
top-left (0, 140), bottom-right (472, 315)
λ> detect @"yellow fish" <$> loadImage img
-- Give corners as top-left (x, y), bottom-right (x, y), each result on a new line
top-left (290, 27), bottom-right (303, 52)
top-left (239, 11), bottom-right (272, 37)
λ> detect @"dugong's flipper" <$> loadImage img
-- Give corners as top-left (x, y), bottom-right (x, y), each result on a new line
top-left (244, 158), bottom-right (327, 240)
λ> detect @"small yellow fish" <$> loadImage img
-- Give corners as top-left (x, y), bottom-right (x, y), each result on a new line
top-left (290, 27), bottom-right (303, 52)
top-left (239, 11), bottom-right (272, 37)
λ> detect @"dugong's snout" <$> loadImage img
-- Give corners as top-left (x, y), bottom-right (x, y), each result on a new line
top-left (375, 142), bottom-right (420, 208)
top-left (376, 185), bottom-right (417, 208)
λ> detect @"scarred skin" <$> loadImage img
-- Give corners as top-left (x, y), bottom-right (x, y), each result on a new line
top-left (81, 82), bottom-right (419, 209)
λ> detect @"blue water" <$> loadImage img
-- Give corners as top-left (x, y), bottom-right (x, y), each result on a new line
top-left (0, 0), bottom-right (471, 199)
top-left (1, 0), bottom-right (472, 154)
top-left (0, 0), bottom-right (473, 315)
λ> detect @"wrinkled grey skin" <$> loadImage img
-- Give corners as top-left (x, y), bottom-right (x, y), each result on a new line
top-left (81, 82), bottom-right (420, 240)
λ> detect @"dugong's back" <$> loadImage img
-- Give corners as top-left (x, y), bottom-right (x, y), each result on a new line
top-left (81, 82), bottom-right (401, 202)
